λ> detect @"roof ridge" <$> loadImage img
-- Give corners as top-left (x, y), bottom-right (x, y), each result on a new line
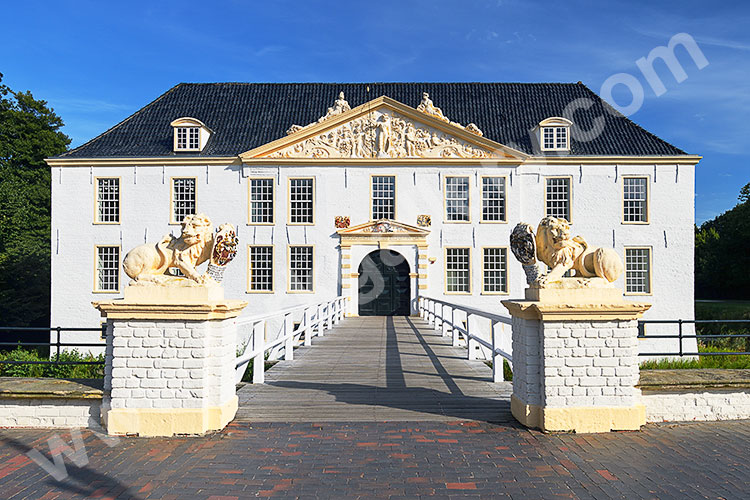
top-left (175, 81), bottom-right (581, 86)
top-left (57, 83), bottom-right (184, 158)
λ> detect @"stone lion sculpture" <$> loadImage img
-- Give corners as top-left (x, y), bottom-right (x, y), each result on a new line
top-left (123, 213), bottom-right (237, 285)
top-left (511, 216), bottom-right (623, 287)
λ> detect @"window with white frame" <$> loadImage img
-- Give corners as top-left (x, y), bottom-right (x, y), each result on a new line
top-left (445, 176), bottom-right (470, 222)
top-left (249, 178), bottom-right (274, 224)
top-left (446, 248), bottom-right (471, 293)
top-left (371, 175), bottom-right (396, 220)
top-left (175, 127), bottom-right (200, 151)
top-left (482, 247), bottom-right (508, 293)
top-left (481, 176), bottom-right (506, 222)
top-left (96, 178), bottom-right (120, 223)
top-left (289, 178), bottom-right (314, 224)
top-left (248, 246), bottom-right (273, 292)
top-left (623, 177), bottom-right (649, 223)
top-left (96, 246), bottom-right (120, 292)
top-left (546, 177), bottom-right (570, 221)
top-left (289, 246), bottom-right (313, 292)
top-left (542, 127), bottom-right (568, 150)
top-left (625, 248), bottom-right (651, 294)
top-left (171, 117), bottom-right (210, 152)
top-left (171, 178), bottom-right (196, 223)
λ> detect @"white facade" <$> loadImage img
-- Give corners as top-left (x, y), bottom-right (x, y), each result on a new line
top-left (48, 88), bottom-right (698, 355)
top-left (50, 161), bottom-right (695, 350)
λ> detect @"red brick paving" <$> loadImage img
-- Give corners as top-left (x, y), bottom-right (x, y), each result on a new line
top-left (0, 419), bottom-right (749, 499)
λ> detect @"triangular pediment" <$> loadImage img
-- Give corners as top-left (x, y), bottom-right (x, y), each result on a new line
top-left (240, 96), bottom-right (527, 162)
top-left (337, 219), bottom-right (430, 236)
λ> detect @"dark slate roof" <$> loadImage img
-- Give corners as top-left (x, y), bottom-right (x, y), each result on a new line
top-left (59, 82), bottom-right (686, 158)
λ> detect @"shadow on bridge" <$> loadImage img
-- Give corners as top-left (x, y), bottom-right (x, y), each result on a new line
top-left (236, 315), bottom-right (513, 422)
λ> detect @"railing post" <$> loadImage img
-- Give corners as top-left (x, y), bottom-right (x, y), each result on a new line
top-left (326, 301), bottom-right (333, 330)
top-left (318, 304), bottom-right (325, 337)
top-left (284, 313), bottom-right (294, 361)
top-left (491, 320), bottom-right (503, 382)
top-left (419, 298), bottom-right (425, 319)
top-left (467, 315), bottom-right (477, 360)
top-left (678, 319), bottom-right (683, 357)
top-left (429, 300), bottom-right (435, 326)
top-left (434, 303), bottom-right (442, 331)
top-left (442, 306), bottom-right (451, 337)
top-left (304, 307), bottom-right (312, 346)
top-left (452, 309), bottom-right (460, 347)
top-left (252, 320), bottom-right (265, 384)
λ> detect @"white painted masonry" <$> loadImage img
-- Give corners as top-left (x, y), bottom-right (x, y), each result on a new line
top-left (511, 317), bottom-right (642, 410)
top-left (643, 390), bottom-right (750, 423)
top-left (0, 398), bottom-right (100, 428)
top-left (102, 318), bottom-right (236, 412)
top-left (51, 161), bottom-right (696, 356)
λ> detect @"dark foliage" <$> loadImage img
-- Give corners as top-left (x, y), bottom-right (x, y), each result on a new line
top-left (0, 73), bottom-right (70, 327)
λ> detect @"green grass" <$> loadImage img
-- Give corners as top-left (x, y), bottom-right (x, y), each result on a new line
top-left (640, 345), bottom-right (750, 370)
top-left (483, 359), bottom-right (513, 381)
top-left (640, 301), bottom-right (750, 370)
top-left (0, 348), bottom-right (104, 378)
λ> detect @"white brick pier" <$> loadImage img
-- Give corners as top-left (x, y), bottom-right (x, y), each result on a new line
top-left (94, 300), bottom-right (247, 436)
top-left (503, 299), bottom-right (650, 433)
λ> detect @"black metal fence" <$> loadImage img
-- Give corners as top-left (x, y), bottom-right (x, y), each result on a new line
top-left (637, 319), bottom-right (750, 357)
top-left (0, 326), bottom-right (106, 365)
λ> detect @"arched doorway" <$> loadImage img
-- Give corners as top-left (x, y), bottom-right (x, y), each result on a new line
top-left (358, 250), bottom-right (410, 316)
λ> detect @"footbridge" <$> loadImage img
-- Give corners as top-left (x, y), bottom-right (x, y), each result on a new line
top-left (235, 298), bottom-right (514, 422)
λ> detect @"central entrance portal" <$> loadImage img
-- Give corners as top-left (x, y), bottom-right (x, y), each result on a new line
top-left (358, 250), bottom-right (410, 316)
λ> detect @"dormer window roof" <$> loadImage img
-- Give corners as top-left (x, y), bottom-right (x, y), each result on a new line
top-left (538, 117), bottom-right (572, 152)
top-left (170, 117), bottom-right (211, 152)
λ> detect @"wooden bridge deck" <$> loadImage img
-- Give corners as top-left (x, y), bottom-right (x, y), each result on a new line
top-left (236, 316), bottom-right (513, 422)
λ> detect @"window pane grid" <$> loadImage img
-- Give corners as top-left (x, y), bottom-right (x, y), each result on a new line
top-left (623, 177), bottom-right (648, 222)
top-left (172, 178), bottom-right (196, 223)
top-left (543, 127), bottom-right (555, 149)
top-left (483, 248), bottom-right (507, 293)
top-left (249, 246), bottom-right (273, 291)
top-left (97, 246), bottom-right (120, 291)
top-left (188, 128), bottom-right (199, 149)
top-left (97, 178), bottom-right (120, 223)
top-left (250, 179), bottom-right (274, 223)
top-left (176, 128), bottom-right (187, 149)
top-left (289, 178), bottom-right (314, 224)
top-left (555, 127), bottom-right (567, 149)
top-left (372, 175), bottom-right (395, 220)
top-left (481, 177), bottom-right (506, 221)
top-left (289, 246), bottom-right (313, 291)
top-left (625, 248), bottom-right (650, 294)
top-left (446, 248), bottom-right (470, 293)
top-left (445, 177), bottom-right (469, 222)
top-left (546, 178), bottom-right (570, 221)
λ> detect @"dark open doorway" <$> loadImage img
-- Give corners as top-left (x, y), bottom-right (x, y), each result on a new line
top-left (358, 250), bottom-right (410, 316)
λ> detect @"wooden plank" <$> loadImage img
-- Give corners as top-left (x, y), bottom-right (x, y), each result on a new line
top-left (236, 316), bottom-right (512, 422)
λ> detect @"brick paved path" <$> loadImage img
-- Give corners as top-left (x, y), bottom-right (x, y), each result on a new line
top-left (2, 316), bottom-right (749, 498)
top-left (1, 420), bottom-right (749, 499)
top-left (237, 316), bottom-right (512, 422)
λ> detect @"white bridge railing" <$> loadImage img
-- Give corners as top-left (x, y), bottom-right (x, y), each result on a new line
top-left (418, 296), bottom-right (512, 382)
top-left (234, 296), bottom-right (347, 384)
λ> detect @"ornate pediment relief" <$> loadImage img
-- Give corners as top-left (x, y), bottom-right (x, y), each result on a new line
top-left (241, 96), bottom-right (526, 162)
top-left (337, 219), bottom-right (429, 236)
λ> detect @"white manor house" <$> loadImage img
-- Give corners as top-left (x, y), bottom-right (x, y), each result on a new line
top-left (46, 82), bottom-right (700, 350)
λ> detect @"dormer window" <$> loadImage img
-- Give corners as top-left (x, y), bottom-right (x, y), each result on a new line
top-left (538, 117), bottom-right (572, 152)
top-left (170, 117), bottom-right (210, 152)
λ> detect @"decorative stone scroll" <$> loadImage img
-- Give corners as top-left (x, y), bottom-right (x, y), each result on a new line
top-left (270, 109), bottom-right (493, 160)
top-left (416, 92), bottom-right (483, 136)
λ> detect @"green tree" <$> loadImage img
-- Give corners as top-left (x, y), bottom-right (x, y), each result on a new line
top-left (0, 73), bottom-right (70, 326)
top-left (695, 184), bottom-right (750, 299)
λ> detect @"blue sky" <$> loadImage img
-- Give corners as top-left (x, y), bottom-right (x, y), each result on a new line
top-left (2, 0), bottom-right (747, 223)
